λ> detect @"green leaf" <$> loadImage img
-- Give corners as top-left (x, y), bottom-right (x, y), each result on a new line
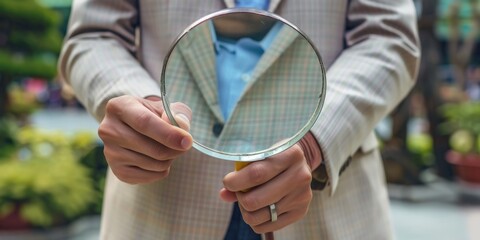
top-left (20, 201), bottom-right (52, 227)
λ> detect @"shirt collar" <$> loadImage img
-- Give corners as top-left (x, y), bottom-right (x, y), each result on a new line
top-left (209, 20), bottom-right (283, 54)
top-left (259, 21), bottom-right (282, 50)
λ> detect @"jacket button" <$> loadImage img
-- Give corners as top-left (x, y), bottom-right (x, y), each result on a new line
top-left (212, 123), bottom-right (223, 137)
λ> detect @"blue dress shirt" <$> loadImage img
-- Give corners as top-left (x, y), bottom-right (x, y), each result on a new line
top-left (211, 18), bottom-right (281, 120)
top-left (217, 1), bottom-right (272, 239)
top-left (235, 0), bottom-right (270, 9)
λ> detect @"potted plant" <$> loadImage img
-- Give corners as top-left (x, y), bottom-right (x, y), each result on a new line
top-left (0, 126), bottom-right (98, 233)
top-left (441, 101), bottom-right (480, 184)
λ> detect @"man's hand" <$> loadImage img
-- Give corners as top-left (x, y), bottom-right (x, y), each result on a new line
top-left (220, 144), bottom-right (313, 233)
top-left (98, 95), bottom-right (192, 184)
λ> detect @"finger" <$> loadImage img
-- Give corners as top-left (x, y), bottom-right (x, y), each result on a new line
top-left (236, 160), bottom-right (311, 212)
top-left (238, 199), bottom-right (284, 227)
top-left (141, 98), bottom-right (193, 144)
top-left (239, 184), bottom-right (311, 227)
top-left (251, 210), bottom-right (304, 234)
top-left (109, 164), bottom-right (171, 185)
top-left (104, 144), bottom-right (173, 172)
top-left (160, 102), bottom-right (192, 132)
top-left (223, 160), bottom-right (282, 192)
top-left (219, 188), bottom-right (238, 202)
top-left (223, 145), bottom-right (303, 192)
top-left (170, 102), bottom-right (192, 131)
top-left (108, 97), bottom-right (192, 151)
top-left (100, 118), bottom-right (186, 161)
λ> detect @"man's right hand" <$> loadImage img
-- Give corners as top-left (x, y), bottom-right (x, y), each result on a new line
top-left (98, 95), bottom-right (193, 184)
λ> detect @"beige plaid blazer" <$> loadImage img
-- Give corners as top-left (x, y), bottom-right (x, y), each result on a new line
top-left (59, 0), bottom-right (420, 239)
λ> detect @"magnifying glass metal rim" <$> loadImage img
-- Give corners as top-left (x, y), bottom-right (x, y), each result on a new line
top-left (160, 8), bottom-right (326, 161)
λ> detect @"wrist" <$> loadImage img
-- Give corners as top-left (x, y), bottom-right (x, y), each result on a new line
top-left (298, 131), bottom-right (323, 171)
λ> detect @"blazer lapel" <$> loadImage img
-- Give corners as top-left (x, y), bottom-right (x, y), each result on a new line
top-left (240, 24), bottom-right (299, 97)
top-left (268, 0), bottom-right (282, 12)
top-left (224, 0), bottom-right (234, 8)
top-left (223, 0), bottom-right (282, 12)
top-left (177, 22), bottom-right (224, 122)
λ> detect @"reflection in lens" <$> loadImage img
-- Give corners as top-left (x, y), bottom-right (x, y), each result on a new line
top-left (161, 9), bottom-right (325, 161)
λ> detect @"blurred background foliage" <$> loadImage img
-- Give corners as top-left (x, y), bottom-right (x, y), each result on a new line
top-left (440, 102), bottom-right (480, 154)
top-left (0, 0), bottom-right (63, 116)
top-left (381, 0), bottom-right (480, 186)
top-left (0, 121), bottom-right (106, 231)
top-left (0, 127), bottom-right (97, 228)
top-left (0, 0), bottom-right (108, 234)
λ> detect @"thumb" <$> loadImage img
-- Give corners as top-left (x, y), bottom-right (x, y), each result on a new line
top-left (170, 102), bottom-right (192, 131)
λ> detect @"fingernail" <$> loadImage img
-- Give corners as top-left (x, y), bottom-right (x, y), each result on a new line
top-left (181, 137), bottom-right (191, 150)
top-left (175, 113), bottom-right (191, 131)
top-left (175, 113), bottom-right (190, 125)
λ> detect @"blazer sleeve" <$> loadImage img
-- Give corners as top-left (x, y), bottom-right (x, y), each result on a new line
top-left (58, 0), bottom-right (160, 121)
top-left (310, 0), bottom-right (420, 194)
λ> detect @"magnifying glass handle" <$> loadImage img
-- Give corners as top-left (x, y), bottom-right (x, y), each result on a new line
top-left (234, 161), bottom-right (276, 240)
top-left (234, 161), bottom-right (250, 171)
top-left (235, 161), bottom-right (251, 192)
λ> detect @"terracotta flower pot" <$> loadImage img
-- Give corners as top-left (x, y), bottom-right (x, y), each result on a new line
top-left (446, 150), bottom-right (480, 184)
top-left (0, 205), bottom-right (31, 231)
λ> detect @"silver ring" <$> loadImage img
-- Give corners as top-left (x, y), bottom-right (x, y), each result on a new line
top-left (269, 204), bottom-right (278, 222)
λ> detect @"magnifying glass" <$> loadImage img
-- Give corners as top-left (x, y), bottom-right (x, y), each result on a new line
top-left (160, 8), bottom-right (326, 240)
top-left (160, 9), bottom-right (326, 165)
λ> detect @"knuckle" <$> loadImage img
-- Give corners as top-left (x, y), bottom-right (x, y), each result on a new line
top-left (222, 176), bottom-right (234, 190)
top-left (97, 126), bottom-right (107, 140)
top-left (290, 143), bottom-right (303, 155)
top-left (154, 168), bottom-right (171, 181)
top-left (152, 145), bottom-right (169, 160)
top-left (134, 111), bottom-right (152, 132)
top-left (306, 188), bottom-right (313, 200)
top-left (153, 159), bottom-right (172, 172)
top-left (241, 194), bottom-right (261, 211)
top-left (240, 211), bottom-right (252, 223)
top-left (251, 225), bottom-right (266, 234)
top-left (114, 167), bottom-right (138, 184)
top-left (241, 211), bottom-right (260, 226)
top-left (292, 146), bottom-right (306, 162)
top-left (105, 97), bottom-right (123, 114)
top-left (301, 188), bottom-right (313, 203)
top-left (98, 119), bottom-right (124, 143)
top-left (248, 163), bottom-right (266, 185)
top-left (103, 148), bottom-right (112, 161)
top-left (294, 188), bottom-right (313, 211)
top-left (103, 147), bottom-right (119, 164)
top-left (105, 99), bottom-right (116, 114)
top-left (97, 123), bottom-right (114, 140)
top-left (298, 169), bottom-right (313, 185)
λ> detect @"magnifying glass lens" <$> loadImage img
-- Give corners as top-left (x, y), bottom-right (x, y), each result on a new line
top-left (161, 9), bottom-right (326, 161)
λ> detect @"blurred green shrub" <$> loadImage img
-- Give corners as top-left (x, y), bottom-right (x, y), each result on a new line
top-left (0, 0), bottom-right (62, 77)
top-left (407, 133), bottom-right (435, 167)
top-left (0, 127), bottom-right (98, 228)
top-left (7, 84), bottom-right (40, 119)
top-left (440, 101), bottom-right (480, 154)
top-left (0, 0), bottom-right (63, 115)
top-left (0, 118), bottom-right (18, 160)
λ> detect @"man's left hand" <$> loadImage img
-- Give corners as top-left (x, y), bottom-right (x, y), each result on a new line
top-left (220, 144), bottom-right (313, 233)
